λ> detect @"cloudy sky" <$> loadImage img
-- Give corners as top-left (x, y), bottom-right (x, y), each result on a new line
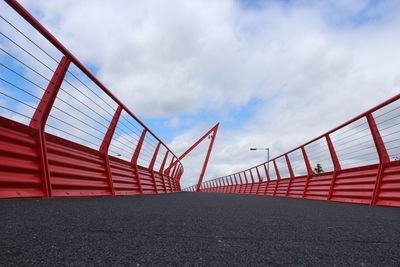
top-left (5, 0), bottom-right (400, 187)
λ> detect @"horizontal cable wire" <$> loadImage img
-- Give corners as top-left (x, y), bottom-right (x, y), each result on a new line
top-left (0, 48), bottom-right (50, 81)
top-left (0, 30), bottom-right (55, 73)
top-left (374, 104), bottom-right (400, 120)
top-left (52, 105), bottom-right (106, 136)
top-left (0, 77), bottom-right (42, 100)
top-left (61, 80), bottom-right (113, 123)
top-left (0, 15), bottom-right (59, 63)
top-left (48, 115), bottom-right (103, 142)
top-left (0, 104), bottom-right (31, 119)
top-left (0, 62), bottom-right (46, 90)
top-left (329, 120), bottom-right (368, 139)
top-left (46, 124), bottom-right (99, 147)
top-left (0, 90), bottom-right (37, 110)
top-left (330, 125), bottom-right (371, 144)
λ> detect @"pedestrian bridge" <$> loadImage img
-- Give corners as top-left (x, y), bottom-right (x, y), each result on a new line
top-left (1, 1), bottom-right (400, 265)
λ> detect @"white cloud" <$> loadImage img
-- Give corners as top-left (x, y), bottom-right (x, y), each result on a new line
top-left (12, 0), bottom-right (400, 187)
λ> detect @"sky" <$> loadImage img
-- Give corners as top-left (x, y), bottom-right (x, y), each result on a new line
top-left (1, 0), bottom-right (400, 188)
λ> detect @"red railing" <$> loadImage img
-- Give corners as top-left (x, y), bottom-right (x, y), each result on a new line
top-left (0, 0), bottom-right (183, 198)
top-left (186, 94), bottom-right (400, 207)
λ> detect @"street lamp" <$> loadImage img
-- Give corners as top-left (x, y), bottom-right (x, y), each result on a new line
top-left (250, 147), bottom-right (270, 175)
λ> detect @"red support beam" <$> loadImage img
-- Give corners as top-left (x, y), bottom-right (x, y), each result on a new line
top-left (273, 160), bottom-right (281, 196)
top-left (166, 157), bottom-right (174, 192)
top-left (263, 163), bottom-right (270, 195)
top-left (131, 129), bottom-right (147, 194)
top-left (301, 146), bottom-right (313, 198)
top-left (159, 151), bottom-right (169, 193)
top-left (367, 114), bottom-right (390, 205)
top-left (285, 154), bottom-right (295, 196)
top-left (256, 166), bottom-right (262, 195)
top-left (29, 55), bottom-right (71, 197)
top-left (149, 142), bottom-right (161, 194)
top-left (99, 106), bottom-right (123, 195)
top-left (326, 134), bottom-right (341, 200)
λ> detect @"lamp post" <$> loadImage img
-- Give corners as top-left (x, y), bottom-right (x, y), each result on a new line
top-left (250, 147), bottom-right (270, 175)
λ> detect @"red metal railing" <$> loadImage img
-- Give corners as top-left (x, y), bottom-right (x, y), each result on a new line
top-left (0, 0), bottom-right (183, 198)
top-left (185, 94), bottom-right (400, 207)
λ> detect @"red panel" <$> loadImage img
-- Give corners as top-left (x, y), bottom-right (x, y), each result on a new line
top-left (330, 165), bottom-right (378, 204)
top-left (304, 173), bottom-right (334, 200)
top-left (46, 134), bottom-right (111, 197)
top-left (0, 117), bottom-right (44, 198)
top-left (376, 163), bottom-right (400, 207)
top-left (287, 176), bottom-right (307, 198)
top-left (109, 157), bottom-right (140, 196)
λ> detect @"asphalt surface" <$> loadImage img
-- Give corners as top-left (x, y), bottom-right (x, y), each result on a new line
top-left (1, 192), bottom-right (400, 266)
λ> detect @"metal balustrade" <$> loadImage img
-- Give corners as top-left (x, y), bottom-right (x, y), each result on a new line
top-left (0, 0), bottom-right (183, 198)
top-left (185, 94), bottom-right (400, 207)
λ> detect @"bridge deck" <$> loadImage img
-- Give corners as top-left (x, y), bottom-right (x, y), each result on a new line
top-left (1, 193), bottom-right (399, 266)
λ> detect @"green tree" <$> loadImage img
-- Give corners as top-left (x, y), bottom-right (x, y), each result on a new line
top-left (313, 163), bottom-right (324, 174)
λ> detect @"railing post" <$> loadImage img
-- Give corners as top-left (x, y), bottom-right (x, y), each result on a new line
top-left (249, 169), bottom-right (255, 194)
top-left (273, 160), bottom-right (281, 196)
top-left (234, 174), bottom-right (239, 193)
top-left (131, 129), bottom-right (147, 194)
top-left (149, 142), bottom-right (161, 194)
top-left (326, 134), bottom-right (341, 200)
top-left (243, 171), bottom-right (249, 194)
top-left (166, 157), bottom-right (174, 192)
top-left (367, 114), bottom-right (390, 205)
top-left (99, 106), bottom-right (122, 196)
top-left (256, 166), bottom-right (262, 195)
top-left (29, 55), bottom-right (71, 197)
top-left (263, 163), bottom-right (271, 195)
top-left (222, 177), bottom-right (227, 193)
top-left (238, 172), bottom-right (244, 194)
top-left (285, 154), bottom-right (295, 196)
top-left (159, 151), bottom-right (169, 193)
top-left (229, 175), bottom-right (234, 194)
top-left (171, 159), bottom-right (179, 191)
top-left (301, 146), bottom-right (313, 198)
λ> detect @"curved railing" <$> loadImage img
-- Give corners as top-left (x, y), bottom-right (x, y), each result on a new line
top-left (186, 94), bottom-right (400, 207)
top-left (0, 0), bottom-right (183, 198)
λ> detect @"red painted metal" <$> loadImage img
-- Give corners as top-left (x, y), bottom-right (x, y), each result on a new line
top-left (326, 134), bottom-right (341, 200)
top-left (191, 93), bottom-right (400, 207)
top-left (149, 142), bottom-right (161, 194)
top-left (28, 56), bottom-right (71, 197)
top-left (100, 106), bottom-right (123, 196)
top-left (0, 0), bottom-right (183, 200)
top-left (285, 154), bottom-right (294, 196)
top-left (367, 114), bottom-right (390, 205)
top-left (168, 123), bottom-right (219, 192)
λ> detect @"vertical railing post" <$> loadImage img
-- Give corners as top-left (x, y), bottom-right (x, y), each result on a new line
top-left (159, 151), bottom-right (169, 193)
top-left (249, 169), bottom-right (255, 194)
top-left (171, 159), bottom-right (179, 192)
top-left (149, 142), bottom-right (161, 194)
top-left (263, 163), bottom-right (271, 195)
top-left (243, 171), bottom-right (249, 194)
top-left (131, 129), bottom-right (147, 194)
top-left (273, 160), bottom-right (281, 196)
top-left (301, 146), bottom-right (313, 198)
top-left (285, 154), bottom-right (295, 196)
top-left (166, 157), bottom-right (174, 192)
top-left (229, 175), bottom-right (234, 194)
top-left (238, 172), bottom-right (244, 194)
top-left (29, 55), bottom-right (71, 197)
top-left (326, 134), bottom-right (341, 200)
top-left (99, 106), bottom-right (122, 196)
top-left (367, 114), bottom-right (390, 205)
top-left (234, 174), bottom-right (239, 193)
top-left (256, 166), bottom-right (262, 195)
